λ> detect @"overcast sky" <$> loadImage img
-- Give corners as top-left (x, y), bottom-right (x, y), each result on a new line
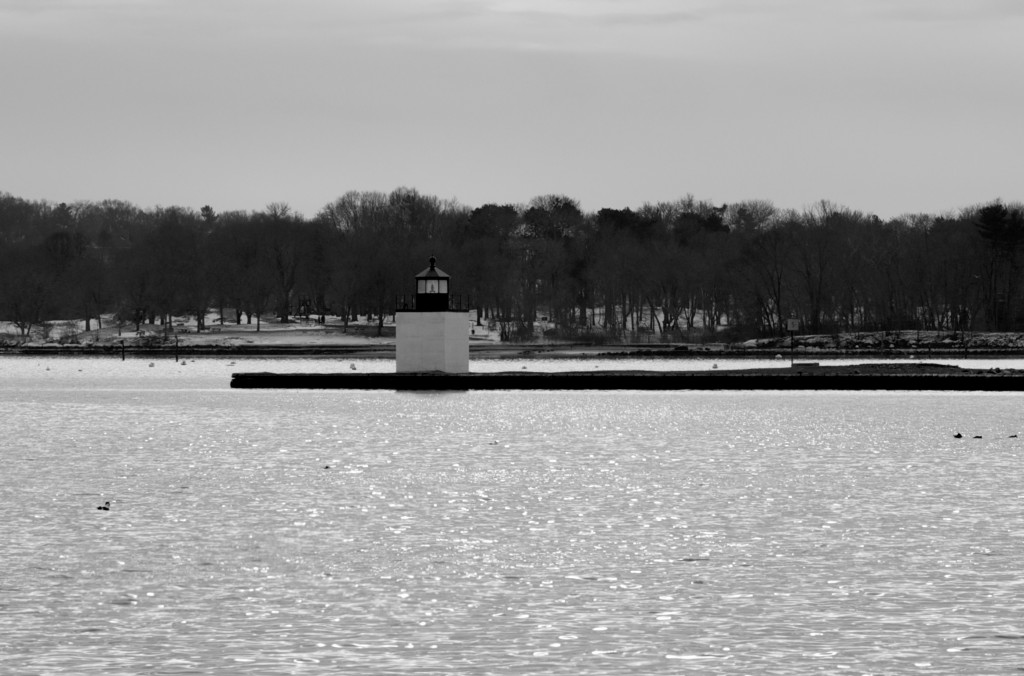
top-left (2, 0), bottom-right (1022, 219)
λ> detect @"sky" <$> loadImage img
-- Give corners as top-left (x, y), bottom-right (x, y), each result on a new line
top-left (1, 0), bottom-right (1022, 220)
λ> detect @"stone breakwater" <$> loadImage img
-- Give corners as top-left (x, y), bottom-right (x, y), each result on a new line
top-left (231, 363), bottom-right (1024, 391)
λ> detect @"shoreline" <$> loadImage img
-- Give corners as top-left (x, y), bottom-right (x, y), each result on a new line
top-left (4, 342), bottom-right (1024, 359)
top-left (4, 341), bottom-right (1024, 359)
top-left (5, 320), bottom-right (1023, 359)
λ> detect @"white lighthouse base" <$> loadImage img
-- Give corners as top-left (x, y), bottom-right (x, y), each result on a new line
top-left (396, 311), bottom-right (469, 373)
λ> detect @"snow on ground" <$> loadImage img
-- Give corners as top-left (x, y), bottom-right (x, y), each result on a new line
top-left (6, 314), bottom-right (1024, 351)
top-left (0, 312), bottom-right (504, 347)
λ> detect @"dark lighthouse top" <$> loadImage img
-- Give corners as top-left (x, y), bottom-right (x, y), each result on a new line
top-left (414, 257), bottom-right (450, 311)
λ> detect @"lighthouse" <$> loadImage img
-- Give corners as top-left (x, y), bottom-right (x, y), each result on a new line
top-left (395, 257), bottom-right (469, 373)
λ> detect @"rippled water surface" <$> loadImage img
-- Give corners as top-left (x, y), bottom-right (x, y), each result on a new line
top-left (2, 356), bottom-right (1024, 674)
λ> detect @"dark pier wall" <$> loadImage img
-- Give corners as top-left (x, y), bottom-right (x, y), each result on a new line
top-left (230, 368), bottom-right (1024, 392)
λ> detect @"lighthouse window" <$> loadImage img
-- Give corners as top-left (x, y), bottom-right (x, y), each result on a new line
top-left (417, 276), bottom-right (448, 295)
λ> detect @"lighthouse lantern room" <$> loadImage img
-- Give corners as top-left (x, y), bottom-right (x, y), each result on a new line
top-left (414, 257), bottom-right (450, 311)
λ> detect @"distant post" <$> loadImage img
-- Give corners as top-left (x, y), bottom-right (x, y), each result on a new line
top-left (786, 316), bottom-right (800, 367)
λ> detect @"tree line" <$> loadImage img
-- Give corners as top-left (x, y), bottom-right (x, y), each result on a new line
top-left (1, 187), bottom-right (1022, 341)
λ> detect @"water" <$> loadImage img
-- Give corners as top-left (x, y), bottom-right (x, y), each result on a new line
top-left (2, 356), bottom-right (1024, 674)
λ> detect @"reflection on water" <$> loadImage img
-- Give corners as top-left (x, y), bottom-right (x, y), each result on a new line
top-left (1, 357), bottom-right (1023, 674)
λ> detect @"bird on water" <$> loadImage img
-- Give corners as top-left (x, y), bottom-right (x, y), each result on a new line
top-left (97, 501), bottom-right (110, 511)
